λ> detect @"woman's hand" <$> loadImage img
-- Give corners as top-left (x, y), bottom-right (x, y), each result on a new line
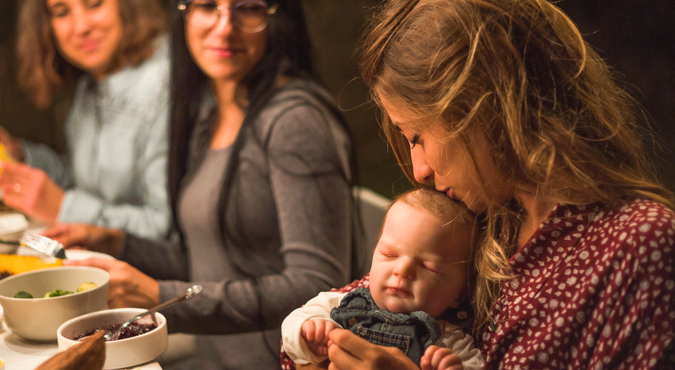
top-left (0, 162), bottom-right (63, 223)
top-left (0, 125), bottom-right (24, 162)
top-left (327, 329), bottom-right (419, 370)
top-left (64, 258), bottom-right (159, 309)
top-left (41, 223), bottom-right (125, 258)
top-left (296, 360), bottom-right (330, 370)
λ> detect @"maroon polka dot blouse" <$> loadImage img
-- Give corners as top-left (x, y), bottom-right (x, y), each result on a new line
top-left (482, 199), bottom-right (675, 369)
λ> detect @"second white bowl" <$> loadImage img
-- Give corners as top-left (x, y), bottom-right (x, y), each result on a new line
top-left (57, 308), bottom-right (168, 369)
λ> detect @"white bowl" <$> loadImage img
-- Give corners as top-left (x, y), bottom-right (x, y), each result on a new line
top-left (57, 308), bottom-right (168, 369)
top-left (0, 266), bottom-right (109, 341)
top-left (0, 213), bottom-right (29, 239)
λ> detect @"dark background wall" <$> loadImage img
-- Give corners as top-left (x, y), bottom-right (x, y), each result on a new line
top-left (1, 0), bottom-right (673, 199)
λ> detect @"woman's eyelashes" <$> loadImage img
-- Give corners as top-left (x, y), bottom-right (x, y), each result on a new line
top-left (49, 4), bottom-right (69, 18)
top-left (86, 0), bottom-right (104, 9)
top-left (409, 134), bottom-right (420, 149)
top-left (193, 0), bottom-right (217, 11)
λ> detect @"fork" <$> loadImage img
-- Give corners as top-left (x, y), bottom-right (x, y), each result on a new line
top-left (20, 234), bottom-right (67, 259)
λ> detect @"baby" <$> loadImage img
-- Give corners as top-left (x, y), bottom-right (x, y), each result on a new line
top-left (282, 188), bottom-right (485, 370)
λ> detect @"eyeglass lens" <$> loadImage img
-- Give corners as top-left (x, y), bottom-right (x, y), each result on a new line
top-left (183, 0), bottom-right (272, 32)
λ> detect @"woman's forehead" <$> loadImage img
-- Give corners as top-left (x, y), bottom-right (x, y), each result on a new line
top-left (381, 100), bottom-right (426, 134)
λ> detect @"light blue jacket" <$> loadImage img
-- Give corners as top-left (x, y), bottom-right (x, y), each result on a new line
top-left (23, 36), bottom-right (171, 239)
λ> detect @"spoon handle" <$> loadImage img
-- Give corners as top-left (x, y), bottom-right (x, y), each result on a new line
top-left (105, 284), bottom-right (203, 341)
top-left (131, 284), bottom-right (204, 321)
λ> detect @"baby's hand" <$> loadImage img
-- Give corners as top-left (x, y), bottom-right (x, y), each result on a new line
top-left (420, 345), bottom-right (463, 370)
top-left (300, 319), bottom-right (338, 356)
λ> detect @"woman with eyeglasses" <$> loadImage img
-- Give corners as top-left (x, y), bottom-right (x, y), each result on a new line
top-left (44, 0), bottom-right (356, 368)
top-left (0, 0), bottom-right (172, 239)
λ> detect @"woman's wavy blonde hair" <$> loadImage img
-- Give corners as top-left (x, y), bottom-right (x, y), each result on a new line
top-left (360, 0), bottom-right (674, 333)
top-left (17, 0), bottom-right (167, 107)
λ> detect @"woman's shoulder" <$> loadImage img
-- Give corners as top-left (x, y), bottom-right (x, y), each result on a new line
top-left (105, 34), bottom-right (171, 98)
top-left (254, 79), bottom-right (344, 140)
top-left (588, 198), bottom-right (675, 260)
top-left (262, 79), bottom-right (337, 117)
top-left (136, 34), bottom-right (171, 76)
top-left (597, 198), bottom-right (675, 229)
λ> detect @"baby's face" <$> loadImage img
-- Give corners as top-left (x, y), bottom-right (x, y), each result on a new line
top-left (369, 201), bottom-right (471, 318)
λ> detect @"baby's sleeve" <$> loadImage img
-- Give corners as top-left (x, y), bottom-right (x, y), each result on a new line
top-left (436, 321), bottom-right (485, 370)
top-left (281, 291), bottom-right (346, 364)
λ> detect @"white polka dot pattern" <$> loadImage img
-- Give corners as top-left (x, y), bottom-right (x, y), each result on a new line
top-left (482, 199), bottom-right (675, 369)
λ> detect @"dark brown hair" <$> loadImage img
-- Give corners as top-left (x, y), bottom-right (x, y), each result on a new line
top-left (17, 0), bottom-right (167, 107)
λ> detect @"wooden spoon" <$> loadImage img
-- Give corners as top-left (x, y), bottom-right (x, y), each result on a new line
top-left (35, 330), bottom-right (105, 370)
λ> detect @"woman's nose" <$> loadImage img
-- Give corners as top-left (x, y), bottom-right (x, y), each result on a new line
top-left (212, 8), bottom-right (235, 34)
top-left (73, 9), bottom-right (92, 35)
top-left (411, 148), bottom-right (434, 184)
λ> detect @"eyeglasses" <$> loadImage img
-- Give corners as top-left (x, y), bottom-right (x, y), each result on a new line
top-left (178, 0), bottom-right (278, 33)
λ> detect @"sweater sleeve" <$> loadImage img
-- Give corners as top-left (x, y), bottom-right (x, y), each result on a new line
top-left (281, 291), bottom-right (346, 364)
top-left (120, 233), bottom-right (189, 282)
top-left (156, 97), bottom-right (353, 336)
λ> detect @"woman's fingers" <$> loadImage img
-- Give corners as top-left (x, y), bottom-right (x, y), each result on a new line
top-left (64, 258), bottom-right (159, 309)
top-left (327, 330), bottom-right (363, 369)
top-left (63, 257), bottom-right (116, 271)
top-left (41, 224), bottom-right (88, 248)
top-left (0, 162), bottom-right (63, 223)
top-left (40, 224), bottom-right (71, 239)
top-left (328, 329), bottom-right (420, 370)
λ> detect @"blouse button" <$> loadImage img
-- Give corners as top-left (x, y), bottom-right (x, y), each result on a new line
top-left (349, 318), bottom-right (358, 327)
top-left (488, 320), bottom-right (497, 332)
top-left (457, 311), bottom-right (468, 320)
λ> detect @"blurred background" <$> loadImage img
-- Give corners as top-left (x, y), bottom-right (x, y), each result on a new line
top-left (1, 0), bottom-right (673, 199)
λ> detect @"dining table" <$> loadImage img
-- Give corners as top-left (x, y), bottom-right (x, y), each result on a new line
top-left (0, 213), bottom-right (174, 369)
top-left (0, 321), bottom-right (162, 370)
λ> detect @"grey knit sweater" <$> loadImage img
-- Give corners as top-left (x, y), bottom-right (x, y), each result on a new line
top-left (121, 80), bottom-right (354, 369)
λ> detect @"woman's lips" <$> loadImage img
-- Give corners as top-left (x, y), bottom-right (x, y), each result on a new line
top-left (210, 47), bottom-right (239, 57)
top-left (79, 40), bottom-right (100, 52)
top-left (445, 189), bottom-right (456, 200)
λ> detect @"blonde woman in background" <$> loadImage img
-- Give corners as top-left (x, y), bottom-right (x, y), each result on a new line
top-left (0, 0), bottom-right (172, 239)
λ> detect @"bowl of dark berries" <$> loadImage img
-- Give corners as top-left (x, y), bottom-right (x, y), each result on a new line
top-left (57, 307), bottom-right (168, 369)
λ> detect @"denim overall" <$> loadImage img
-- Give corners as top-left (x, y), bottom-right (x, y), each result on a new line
top-left (330, 288), bottom-right (441, 367)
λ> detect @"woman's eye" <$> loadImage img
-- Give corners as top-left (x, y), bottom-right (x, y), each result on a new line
top-left (237, 4), bottom-right (264, 14)
top-left (409, 134), bottom-right (420, 149)
top-left (50, 5), bottom-right (69, 17)
top-left (193, 1), bottom-right (218, 12)
top-left (86, 0), bottom-right (103, 9)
